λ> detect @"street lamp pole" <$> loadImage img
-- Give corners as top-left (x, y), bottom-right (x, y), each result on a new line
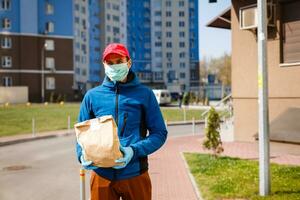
top-left (257, 0), bottom-right (270, 196)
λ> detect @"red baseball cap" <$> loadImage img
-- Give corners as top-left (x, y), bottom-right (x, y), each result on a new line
top-left (102, 43), bottom-right (130, 61)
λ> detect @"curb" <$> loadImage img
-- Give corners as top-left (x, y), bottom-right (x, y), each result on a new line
top-left (180, 152), bottom-right (203, 200)
top-left (167, 120), bottom-right (205, 126)
top-left (0, 131), bottom-right (73, 147)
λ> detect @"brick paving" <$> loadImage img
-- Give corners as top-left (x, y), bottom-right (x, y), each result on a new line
top-left (149, 135), bottom-right (300, 200)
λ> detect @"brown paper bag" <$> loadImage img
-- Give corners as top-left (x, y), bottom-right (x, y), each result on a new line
top-left (74, 115), bottom-right (123, 168)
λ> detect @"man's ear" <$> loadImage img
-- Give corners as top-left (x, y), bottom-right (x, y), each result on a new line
top-left (127, 59), bottom-right (132, 68)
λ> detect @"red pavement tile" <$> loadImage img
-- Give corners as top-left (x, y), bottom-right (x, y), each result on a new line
top-left (149, 135), bottom-right (300, 200)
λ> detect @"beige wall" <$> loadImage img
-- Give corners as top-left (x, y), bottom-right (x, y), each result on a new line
top-left (231, 0), bottom-right (300, 141)
top-left (0, 87), bottom-right (28, 104)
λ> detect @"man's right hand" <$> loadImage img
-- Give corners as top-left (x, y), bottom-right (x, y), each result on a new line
top-left (80, 155), bottom-right (98, 170)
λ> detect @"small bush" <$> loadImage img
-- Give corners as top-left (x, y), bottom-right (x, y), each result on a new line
top-left (203, 107), bottom-right (224, 156)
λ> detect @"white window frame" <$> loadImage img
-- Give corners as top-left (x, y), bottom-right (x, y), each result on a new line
top-left (2, 76), bottom-right (12, 86)
top-left (46, 3), bottom-right (54, 15)
top-left (1, 0), bottom-right (11, 10)
top-left (2, 56), bottom-right (12, 68)
top-left (45, 40), bottom-right (55, 51)
top-left (45, 57), bottom-right (55, 69)
top-left (2, 18), bottom-right (11, 29)
top-left (46, 77), bottom-right (55, 90)
top-left (46, 21), bottom-right (54, 33)
top-left (1, 36), bottom-right (12, 49)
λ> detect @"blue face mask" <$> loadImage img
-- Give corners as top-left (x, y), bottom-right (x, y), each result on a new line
top-left (104, 62), bottom-right (129, 82)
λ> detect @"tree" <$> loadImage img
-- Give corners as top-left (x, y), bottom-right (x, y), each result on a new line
top-left (203, 107), bottom-right (224, 157)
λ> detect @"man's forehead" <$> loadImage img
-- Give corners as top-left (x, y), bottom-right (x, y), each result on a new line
top-left (104, 53), bottom-right (126, 61)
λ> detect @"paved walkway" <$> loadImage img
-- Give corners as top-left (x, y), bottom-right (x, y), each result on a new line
top-left (149, 135), bottom-right (300, 200)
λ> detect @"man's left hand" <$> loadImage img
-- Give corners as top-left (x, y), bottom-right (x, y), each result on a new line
top-left (113, 146), bottom-right (134, 169)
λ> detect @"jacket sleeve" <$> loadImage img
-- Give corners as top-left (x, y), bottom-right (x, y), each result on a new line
top-left (130, 89), bottom-right (168, 159)
top-left (76, 92), bottom-right (95, 163)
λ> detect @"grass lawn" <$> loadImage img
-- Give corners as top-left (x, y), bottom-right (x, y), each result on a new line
top-left (184, 153), bottom-right (300, 200)
top-left (0, 103), bottom-right (212, 137)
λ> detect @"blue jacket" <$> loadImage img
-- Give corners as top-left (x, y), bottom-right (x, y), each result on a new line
top-left (76, 71), bottom-right (168, 180)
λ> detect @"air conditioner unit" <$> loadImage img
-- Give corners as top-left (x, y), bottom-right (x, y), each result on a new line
top-left (239, 3), bottom-right (276, 30)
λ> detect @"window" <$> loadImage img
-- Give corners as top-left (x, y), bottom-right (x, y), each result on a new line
top-left (46, 22), bottom-right (54, 33)
top-left (179, 52), bottom-right (185, 58)
top-left (166, 42), bottom-right (172, 48)
top-left (82, 19), bottom-right (87, 29)
top-left (189, 2), bottom-right (195, 8)
top-left (166, 21), bottom-right (172, 27)
top-left (166, 1), bottom-right (171, 7)
top-left (180, 73), bottom-right (186, 79)
top-left (281, 1), bottom-right (300, 64)
top-left (167, 62), bottom-right (172, 68)
top-left (179, 11), bottom-right (185, 17)
top-left (155, 31), bottom-right (162, 38)
top-left (166, 11), bottom-right (172, 17)
top-left (166, 52), bottom-right (172, 58)
top-left (1, 37), bottom-right (11, 48)
top-left (143, 2), bottom-right (150, 8)
top-left (75, 17), bottom-right (79, 24)
top-left (46, 3), bottom-right (54, 15)
top-left (45, 40), bottom-right (54, 51)
top-left (75, 4), bottom-right (79, 11)
top-left (144, 53), bottom-right (151, 59)
top-left (113, 15), bottom-right (119, 22)
top-left (2, 18), bottom-right (10, 29)
top-left (179, 1), bottom-right (184, 7)
top-left (154, 21), bottom-right (162, 26)
top-left (1, 56), bottom-right (12, 67)
top-left (179, 42), bottom-right (185, 48)
top-left (1, 0), bottom-right (10, 10)
top-left (155, 11), bottom-right (161, 16)
top-left (180, 62), bottom-right (186, 68)
top-left (155, 42), bottom-right (162, 47)
top-left (81, 6), bottom-right (86, 14)
top-left (179, 21), bottom-right (185, 27)
top-left (46, 77), bottom-right (55, 90)
top-left (46, 57), bottom-right (55, 69)
top-left (107, 14), bottom-right (111, 20)
top-left (166, 32), bottom-right (172, 37)
top-left (2, 76), bottom-right (12, 86)
top-left (154, 72), bottom-right (163, 80)
top-left (179, 31), bottom-right (185, 37)
top-left (112, 4), bottom-right (119, 10)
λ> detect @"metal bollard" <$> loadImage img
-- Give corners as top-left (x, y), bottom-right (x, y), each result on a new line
top-left (68, 115), bottom-right (71, 134)
top-left (80, 168), bottom-right (86, 200)
top-left (32, 118), bottom-right (35, 137)
top-left (192, 117), bottom-right (195, 135)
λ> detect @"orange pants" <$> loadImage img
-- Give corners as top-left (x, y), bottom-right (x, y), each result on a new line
top-left (90, 171), bottom-right (152, 200)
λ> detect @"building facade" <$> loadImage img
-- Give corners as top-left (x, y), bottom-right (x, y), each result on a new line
top-left (0, 0), bottom-right (74, 102)
top-left (209, 0), bottom-right (300, 143)
top-left (74, 0), bottom-right (200, 94)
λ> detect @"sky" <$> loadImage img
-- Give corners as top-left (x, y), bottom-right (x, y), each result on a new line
top-left (198, 0), bottom-right (232, 60)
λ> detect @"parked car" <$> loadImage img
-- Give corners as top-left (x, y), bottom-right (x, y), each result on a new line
top-left (152, 89), bottom-right (171, 105)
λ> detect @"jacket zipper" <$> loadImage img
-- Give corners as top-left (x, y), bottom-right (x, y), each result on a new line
top-left (120, 113), bottom-right (128, 137)
top-left (113, 83), bottom-right (120, 180)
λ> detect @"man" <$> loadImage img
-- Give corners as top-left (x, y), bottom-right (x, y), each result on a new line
top-left (76, 43), bottom-right (168, 200)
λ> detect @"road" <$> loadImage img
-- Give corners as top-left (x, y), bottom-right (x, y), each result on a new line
top-left (0, 124), bottom-right (204, 200)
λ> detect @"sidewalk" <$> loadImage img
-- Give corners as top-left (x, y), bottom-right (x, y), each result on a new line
top-left (149, 135), bottom-right (300, 200)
